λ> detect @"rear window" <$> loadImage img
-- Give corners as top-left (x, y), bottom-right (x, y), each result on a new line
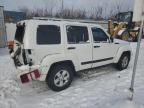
top-left (37, 25), bottom-right (61, 44)
top-left (15, 24), bottom-right (25, 43)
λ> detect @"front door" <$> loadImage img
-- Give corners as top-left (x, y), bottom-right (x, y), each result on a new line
top-left (91, 27), bottom-right (119, 67)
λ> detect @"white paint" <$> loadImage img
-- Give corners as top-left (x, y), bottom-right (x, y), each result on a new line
top-left (14, 20), bottom-right (132, 81)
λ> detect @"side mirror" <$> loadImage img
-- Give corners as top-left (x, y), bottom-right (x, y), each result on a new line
top-left (110, 37), bottom-right (114, 43)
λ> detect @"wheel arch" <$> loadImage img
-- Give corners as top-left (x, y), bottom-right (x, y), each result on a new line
top-left (38, 52), bottom-right (80, 80)
top-left (46, 60), bottom-right (76, 81)
top-left (114, 47), bottom-right (131, 63)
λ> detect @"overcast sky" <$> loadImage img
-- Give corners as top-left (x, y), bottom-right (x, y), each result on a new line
top-left (1, 0), bottom-right (134, 16)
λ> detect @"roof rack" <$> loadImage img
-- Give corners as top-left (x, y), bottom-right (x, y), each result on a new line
top-left (33, 17), bottom-right (108, 24)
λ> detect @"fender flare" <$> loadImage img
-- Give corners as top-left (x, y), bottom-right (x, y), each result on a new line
top-left (39, 54), bottom-right (79, 81)
top-left (114, 46), bottom-right (131, 63)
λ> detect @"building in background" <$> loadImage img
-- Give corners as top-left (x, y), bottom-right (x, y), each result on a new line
top-left (4, 11), bottom-right (26, 23)
top-left (0, 6), bottom-right (7, 48)
top-left (4, 11), bottom-right (26, 41)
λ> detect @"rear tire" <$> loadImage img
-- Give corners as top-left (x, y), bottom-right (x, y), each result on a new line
top-left (116, 53), bottom-right (130, 71)
top-left (46, 64), bottom-right (74, 91)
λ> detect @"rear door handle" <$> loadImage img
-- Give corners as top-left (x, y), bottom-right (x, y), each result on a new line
top-left (94, 46), bottom-right (100, 48)
top-left (67, 47), bottom-right (76, 50)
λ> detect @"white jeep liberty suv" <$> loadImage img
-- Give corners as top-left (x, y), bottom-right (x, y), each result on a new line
top-left (11, 18), bottom-right (131, 91)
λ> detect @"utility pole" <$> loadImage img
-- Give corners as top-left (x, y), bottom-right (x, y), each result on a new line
top-left (129, 0), bottom-right (144, 100)
top-left (60, 0), bottom-right (64, 18)
top-left (61, 0), bottom-right (64, 11)
top-left (62, 0), bottom-right (64, 10)
top-left (129, 17), bottom-right (144, 100)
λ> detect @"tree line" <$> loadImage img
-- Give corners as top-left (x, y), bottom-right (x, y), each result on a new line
top-left (19, 0), bottom-right (132, 20)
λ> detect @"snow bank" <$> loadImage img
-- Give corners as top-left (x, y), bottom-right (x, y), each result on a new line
top-left (0, 80), bottom-right (20, 108)
top-left (0, 48), bottom-right (20, 108)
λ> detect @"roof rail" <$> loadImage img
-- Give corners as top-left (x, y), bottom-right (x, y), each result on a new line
top-left (33, 17), bottom-right (108, 24)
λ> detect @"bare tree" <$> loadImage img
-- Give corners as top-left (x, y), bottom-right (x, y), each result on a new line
top-left (89, 6), bottom-right (104, 20)
top-left (107, 0), bottom-right (132, 20)
top-left (42, 0), bottom-right (57, 17)
top-left (19, 7), bottom-right (31, 18)
top-left (19, 0), bottom-right (132, 21)
top-left (115, 0), bottom-right (132, 13)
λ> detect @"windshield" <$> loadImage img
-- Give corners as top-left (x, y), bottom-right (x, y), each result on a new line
top-left (15, 24), bottom-right (25, 43)
top-left (118, 12), bottom-right (132, 23)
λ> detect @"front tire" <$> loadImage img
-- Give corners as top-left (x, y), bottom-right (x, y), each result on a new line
top-left (46, 64), bottom-right (74, 91)
top-left (116, 53), bottom-right (130, 71)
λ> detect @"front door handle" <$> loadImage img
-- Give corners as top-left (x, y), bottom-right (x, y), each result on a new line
top-left (94, 46), bottom-right (100, 48)
top-left (67, 47), bottom-right (76, 50)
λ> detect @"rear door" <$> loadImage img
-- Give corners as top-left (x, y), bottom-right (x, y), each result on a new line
top-left (65, 24), bottom-right (93, 70)
top-left (33, 23), bottom-right (64, 64)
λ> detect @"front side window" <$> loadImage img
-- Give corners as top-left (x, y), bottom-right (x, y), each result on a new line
top-left (66, 26), bottom-right (89, 44)
top-left (92, 28), bottom-right (108, 42)
top-left (37, 25), bottom-right (61, 44)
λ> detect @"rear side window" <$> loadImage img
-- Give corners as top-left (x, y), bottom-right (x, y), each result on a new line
top-left (37, 25), bottom-right (61, 44)
top-left (66, 26), bottom-right (89, 44)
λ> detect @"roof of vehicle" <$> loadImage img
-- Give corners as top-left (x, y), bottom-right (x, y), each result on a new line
top-left (17, 18), bottom-right (105, 28)
top-left (17, 18), bottom-right (109, 49)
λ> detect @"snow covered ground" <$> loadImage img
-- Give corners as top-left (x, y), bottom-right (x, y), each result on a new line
top-left (0, 48), bottom-right (20, 108)
top-left (1, 41), bottom-right (144, 108)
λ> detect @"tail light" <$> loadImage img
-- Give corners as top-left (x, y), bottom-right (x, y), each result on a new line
top-left (20, 74), bottom-right (30, 83)
top-left (8, 40), bottom-right (14, 49)
top-left (20, 69), bottom-right (41, 83)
